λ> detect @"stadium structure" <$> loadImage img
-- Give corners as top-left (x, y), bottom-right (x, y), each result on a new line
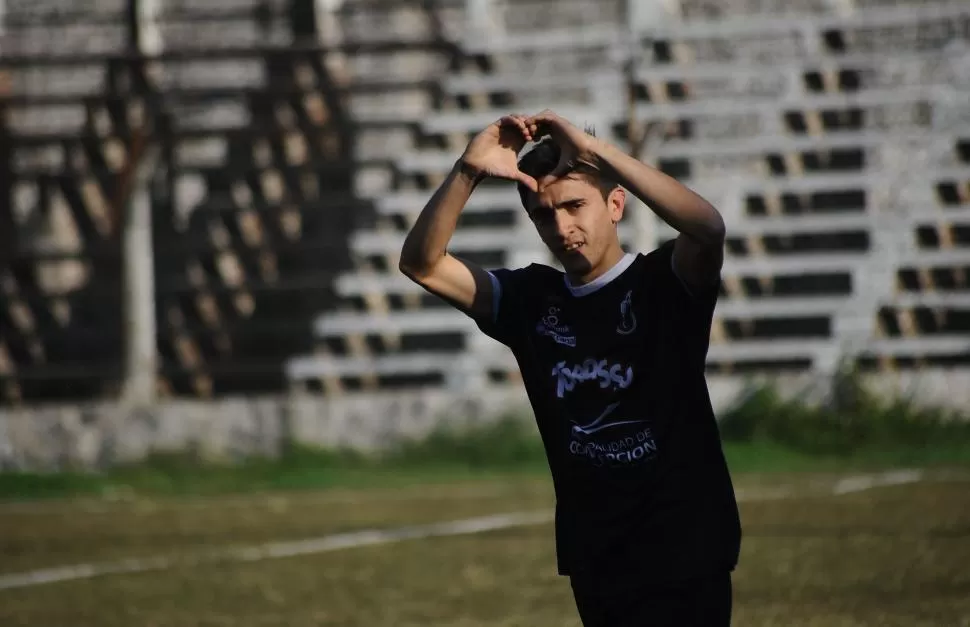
top-left (1, 0), bottom-right (969, 409)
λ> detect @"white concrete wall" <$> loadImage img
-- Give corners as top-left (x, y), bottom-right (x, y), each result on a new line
top-left (2, 369), bottom-right (969, 471)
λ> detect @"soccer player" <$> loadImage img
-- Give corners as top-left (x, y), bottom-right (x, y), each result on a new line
top-left (399, 110), bottom-right (741, 626)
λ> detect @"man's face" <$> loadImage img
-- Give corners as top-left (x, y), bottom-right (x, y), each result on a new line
top-left (525, 175), bottom-right (625, 278)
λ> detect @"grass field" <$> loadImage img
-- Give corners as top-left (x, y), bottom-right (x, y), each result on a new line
top-left (4, 382), bottom-right (970, 626)
top-left (2, 468), bottom-right (969, 627)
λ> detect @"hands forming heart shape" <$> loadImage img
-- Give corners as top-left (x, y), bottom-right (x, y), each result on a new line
top-left (459, 110), bottom-right (599, 193)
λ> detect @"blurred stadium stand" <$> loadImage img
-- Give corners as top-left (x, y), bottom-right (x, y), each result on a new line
top-left (0, 0), bottom-right (405, 402)
top-left (2, 0), bottom-right (969, 406)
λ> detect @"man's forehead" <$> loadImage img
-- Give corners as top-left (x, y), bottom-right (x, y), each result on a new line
top-left (530, 175), bottom-right (598, 205)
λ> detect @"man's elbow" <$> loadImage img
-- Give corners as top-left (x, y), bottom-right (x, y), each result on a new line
top-left (705, 203), bottom-right (726, 240)
top-left (689, 203), bottom-right (726, 249)
top-left (398, 257), bottom-right (423, 280)
top-left (398, 252), bottom-right (437, 282)
top-left (707, 216), bottom-right (726, 248)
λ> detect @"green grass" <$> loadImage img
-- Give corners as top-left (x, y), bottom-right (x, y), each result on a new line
top-left (0, 451), bottom-right (546, 502)
top-left (0, 477), bottom-right (556, 576)
top-left (2, 431), bottom-right (966, 503)
top-left (1, 476), bottom-right (968, 626)
top-left (0, 418), bottom-right (551, 501)
top-left (722, 438), bottom-right (970, 474)
top-left (2, 372), bottom-right (968, 624)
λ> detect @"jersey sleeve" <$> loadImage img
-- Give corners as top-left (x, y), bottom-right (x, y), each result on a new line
top-left (647, 240), bottom-right (721, 366)
top-left (469, 266), bottom-right (532, 348)
top-left (653, 238), bottom-right (721, 316)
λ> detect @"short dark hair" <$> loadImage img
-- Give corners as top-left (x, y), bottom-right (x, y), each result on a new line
top-left (516, 127), bottom-right (617, 210)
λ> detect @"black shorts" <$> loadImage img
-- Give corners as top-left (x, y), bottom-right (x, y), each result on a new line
top-left (570, 571), bottom-right (733, 627)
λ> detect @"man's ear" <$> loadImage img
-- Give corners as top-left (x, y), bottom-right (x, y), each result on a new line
top-left (609, 187), bottom-right (626, 224)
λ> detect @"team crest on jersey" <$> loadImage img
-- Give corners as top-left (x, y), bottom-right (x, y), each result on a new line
top-left (616, 290), bottom-right (637, 335)
top-left (536, 304), bottom-right (576, 347)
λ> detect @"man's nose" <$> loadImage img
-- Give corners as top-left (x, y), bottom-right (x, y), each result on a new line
top-left (554, 211), bottom-right (573, 237)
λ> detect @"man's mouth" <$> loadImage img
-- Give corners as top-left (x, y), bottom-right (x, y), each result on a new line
top-left (563, 242), bottom-right (585, 253)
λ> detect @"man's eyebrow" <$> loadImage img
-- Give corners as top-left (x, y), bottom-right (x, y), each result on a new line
top-left (528, 198), bottom-right (586, 214)
top-left (557, 198), bottom-right (586, 207)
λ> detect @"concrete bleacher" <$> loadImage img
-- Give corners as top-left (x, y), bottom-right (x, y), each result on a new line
top-left (287, 0), bottom-right (970, 393)
top-left (141, 0), bottom-right (469, 397)
top-left (3, 0), bottom-right (966, 402)
top-left (0, 0), bottom-right (135, 403)
top-left (0, 0), bottom-right (460, 403)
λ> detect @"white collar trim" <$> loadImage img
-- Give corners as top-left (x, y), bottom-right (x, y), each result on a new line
top-left (564, 253), bottom-right (636, 297)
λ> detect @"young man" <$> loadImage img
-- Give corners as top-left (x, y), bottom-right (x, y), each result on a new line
top-left (399, 111), bottom-right (741, 626)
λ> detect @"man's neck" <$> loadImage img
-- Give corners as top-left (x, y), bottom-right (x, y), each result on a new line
top-left (567, 245), bottom-right (627, 287)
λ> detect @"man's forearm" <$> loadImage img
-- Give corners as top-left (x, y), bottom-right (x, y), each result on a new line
top-left (589, 139), bottom-right (725, 245)
top-left (399, 161), bottom-right (480, 277)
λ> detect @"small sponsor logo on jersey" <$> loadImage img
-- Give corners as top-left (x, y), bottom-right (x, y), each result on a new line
top-left (536, 305), bottom-right (576, 347)
top-left (551, 358), bottom-right (634, 398)
top-left (616, 290), bottom-right (637, 335)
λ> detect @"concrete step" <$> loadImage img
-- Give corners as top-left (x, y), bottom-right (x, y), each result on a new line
top-left (349, 225), bottom-right (634, 256)
top-left (643, 1), bottom-right (969, 41)
top-left (287, 331), bottom-right (970, 382)
top-left (633, 85), bottom-right (967, 120)
top-left (286, 350), bottom-right (513, 379)
top-left (715, 296), bottom-right (847, 318)
top-left (314, 309), bottom-right (474, 337)
top-left (334, 245), bottom-right (970, 303)
top-left (461, 2), bottom-right (968, 55)
top-left (402, 132), bottom-right (953, 168)
top-left (706, 338), bottom-right (831, 362)
top-left (861, 334), bottom-right (970, 358)
top-left (444, 49), bottom-right (953, 96)
top-left (375, 188), bottom-right (523, 216)
top-left (422, 106), bottom-right (607, 134)
top-left (887, 292), bottom-right (970, 309)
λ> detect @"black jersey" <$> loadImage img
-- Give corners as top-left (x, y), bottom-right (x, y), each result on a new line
top-left (473, 240), bottom-right (741, 586)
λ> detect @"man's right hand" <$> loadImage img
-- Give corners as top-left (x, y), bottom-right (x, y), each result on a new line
top-left (460, 115), bottom-right (540, 192)
top-left (400, 115), bottom-right (539, 323)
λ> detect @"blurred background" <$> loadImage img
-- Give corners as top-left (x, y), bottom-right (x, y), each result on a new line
top-left (1, 1), bottom-right (969, 625)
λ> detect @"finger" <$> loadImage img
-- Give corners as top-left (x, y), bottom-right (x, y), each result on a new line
top-left (526, 114), bottom-right (560, 140)
top-left (501, 114), bottom-right (532, 140)
top-left (500, 115), bottom-right (532, 141)
top-left (514, 170), bottom-right (539, 193)
top-left (521, 114), bottom-right (540, 138)
top-left (513, 114), bottom-right (535, 142)
top-left (526, 110), bottom-right (557, 124)
top-left (525, 113), bottom-right (547, 127)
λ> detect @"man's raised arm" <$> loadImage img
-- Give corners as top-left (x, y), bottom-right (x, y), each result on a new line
top-left (527, 110), bottom-right (726, 292)
top-left (589, 136), bottom-right (726, 292)
top-left (399, 115), bottom-right (538, 319)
